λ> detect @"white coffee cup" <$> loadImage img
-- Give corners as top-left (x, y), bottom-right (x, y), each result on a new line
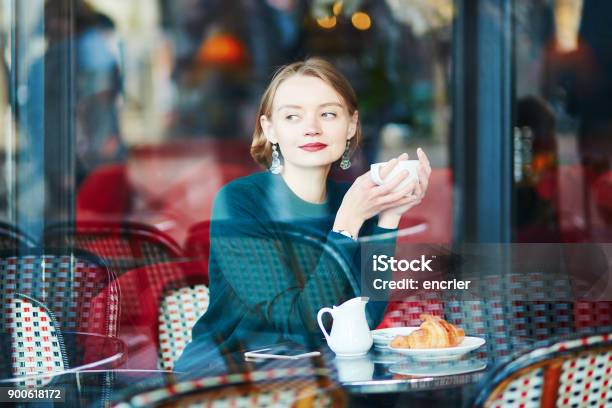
top-left (370, 159), bottom-right (420, 192)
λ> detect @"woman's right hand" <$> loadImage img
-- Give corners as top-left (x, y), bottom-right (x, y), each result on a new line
top-left (333, 153), bottom-right (417, 238)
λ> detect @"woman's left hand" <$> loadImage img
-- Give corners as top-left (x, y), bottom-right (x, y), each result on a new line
top-left (378, 148), bottom-right (432, 228)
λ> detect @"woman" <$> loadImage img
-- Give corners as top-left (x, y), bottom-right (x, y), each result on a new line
top-left (176, 58), bottom-right (431, 371)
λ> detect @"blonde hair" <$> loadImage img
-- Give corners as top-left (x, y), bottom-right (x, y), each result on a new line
top-left (250, 58), bottom-right (362, 167)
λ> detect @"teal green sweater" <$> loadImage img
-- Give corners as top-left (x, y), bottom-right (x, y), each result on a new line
top-left (176, 172), bottom-right (396, 371)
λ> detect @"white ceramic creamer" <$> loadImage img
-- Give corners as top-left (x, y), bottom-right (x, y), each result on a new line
top-left (317, 297), bottom-right (373, 357)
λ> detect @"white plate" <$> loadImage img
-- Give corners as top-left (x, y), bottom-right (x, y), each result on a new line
top-left (371, 349), bottom-right (408, 365)
top-left (388, 337), bottom-right (486, 361)
top-left (371, 327), bottom-right (419, 348)
top-left (389, 358), bottom-right (487, 377)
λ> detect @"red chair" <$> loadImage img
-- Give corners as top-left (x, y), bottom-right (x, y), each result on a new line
top-left (92, 261), bottom-right (208, 370)
top-left (76, 144), bottom-right (257, 245)
top-left (77, 164), bottom-right (131, 218)
top-left (184, 221), bottom-right (211, 257)
top-left (44, 220), bottom-right (183, 275)
top-left (127, 141), bottom-right (257, 244)
top-left (183, 220), bottom-right (211, 285)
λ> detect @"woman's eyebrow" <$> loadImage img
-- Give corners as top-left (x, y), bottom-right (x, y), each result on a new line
top-left (276, 104), bottom-right (302, 111)
top-left (319, 102), bottom-right (343, 108)
top-left (276, 102), bottom-right (343, 111)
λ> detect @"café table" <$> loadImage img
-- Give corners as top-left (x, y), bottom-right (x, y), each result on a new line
top-left (108, 336), bottom-right (536, 408)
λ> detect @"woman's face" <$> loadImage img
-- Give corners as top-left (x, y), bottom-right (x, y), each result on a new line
top-left (260, 75), bottom-right (358, 172)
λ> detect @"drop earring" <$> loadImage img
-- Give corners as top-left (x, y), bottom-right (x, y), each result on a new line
top-left (340, 139), bottom-right (351, 170)
top-left (269, 143), bottom-right (283, 174)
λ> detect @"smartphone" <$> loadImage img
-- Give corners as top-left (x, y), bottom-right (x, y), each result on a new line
top-left (244, 343), bottom-right (321, 360)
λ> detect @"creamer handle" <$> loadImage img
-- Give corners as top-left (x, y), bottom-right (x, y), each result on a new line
top-left (317, 307), bottom-right (334, 342)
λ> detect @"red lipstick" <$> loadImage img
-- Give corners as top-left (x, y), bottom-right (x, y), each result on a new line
top-left (299, 142), bottom-right (328, 152)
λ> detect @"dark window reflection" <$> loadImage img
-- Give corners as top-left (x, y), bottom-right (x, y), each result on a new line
top-left (514, 0), bottom-right (612, 243)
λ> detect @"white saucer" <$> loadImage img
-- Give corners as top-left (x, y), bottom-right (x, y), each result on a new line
top-left (334, 351), bottom-right (369, 358)
top-left (371, 327), bottom-right (419, 348)
top-left (388, 337), bottom-right (486, 361)
top-left (371, 349), bottom-right (408, 365)
top-left (389, 358), bottom-right (487, 377)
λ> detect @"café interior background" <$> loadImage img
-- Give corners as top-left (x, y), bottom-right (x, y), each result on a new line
top-left (0, 0), bottom-right (610, 246)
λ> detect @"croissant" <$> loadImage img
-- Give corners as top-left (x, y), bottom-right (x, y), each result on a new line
top-left (390, 314), bottom-right (465, 349)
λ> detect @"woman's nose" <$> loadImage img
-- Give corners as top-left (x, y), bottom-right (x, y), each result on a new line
top-left (304, 114), bottom-right (321, 136)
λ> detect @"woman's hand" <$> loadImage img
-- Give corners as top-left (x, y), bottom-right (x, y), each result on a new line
top-left (333, 153), bottom-right (420, 238)
top-left (378, 148), bottom-right (432, 228)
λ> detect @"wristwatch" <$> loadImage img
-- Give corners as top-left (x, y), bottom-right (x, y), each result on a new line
top-left (332, 229), bottom-right (356, 240)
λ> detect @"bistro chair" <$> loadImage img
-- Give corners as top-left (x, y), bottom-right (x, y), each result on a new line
top-left (574, 301), bottom-right (612, 329)
top-left (76, 164), bottom-right (131, 218)
top-left (158, 283), bottom-right (210, 371)
top-left (0, 293), bottom-right (67, 388)
top-left (442, 244), bottom-right (576, 358)
top-left (44, 220), bottom-right (183, 275)
top-left (0, 249), bottom-right (121, 406)
top-left (563, 243), bottom-right (612, 331)
top-left (158, 226), bottom-right (357, 371)
top-left (44, 221), bottom-right (184, 341)
top-left (181, 219), bottom-right (211, 289)
top-left (377, 296), bottom-right (444, 328)
top-left (444, 298), bottom-right (574, 358)
top-left (184, 220), bottom-right (211, 260)
top-left (189, 222), bottom-right (359, 311)
top-left (182, 220), bottom-right (211, 285)
top-left (173, 222), bottom-right (357, 371)
top-left (1, 292), bottom-right (125, 406)
top-left (91, 260), bottom-right (207, 370)
top-left (282, 228), bottom-right (359, 293)
top-left (0, 220), bottom-right (37, 249)
top-left (473, 331), bottom-right (612, 408)
top-left (114, 367), bottom-right (346, 407)
top-left (157, 226), bottom-right (359, 372)
top-left (0, 248), bottom-right (119, 337)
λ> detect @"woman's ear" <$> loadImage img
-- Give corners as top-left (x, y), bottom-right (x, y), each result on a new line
top-left (260, 115), bottom-right (277, 143)
top-left (347, 110), bottom-right (359, 140)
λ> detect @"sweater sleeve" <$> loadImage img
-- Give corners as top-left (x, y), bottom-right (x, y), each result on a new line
top-left (208, 184), bottom-right (363, 344)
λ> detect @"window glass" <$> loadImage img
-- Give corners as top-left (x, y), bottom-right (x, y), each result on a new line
top-left (513, 0), bottom-right (612, 243)
top-left (63, 0), bottom-right (456, 246)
